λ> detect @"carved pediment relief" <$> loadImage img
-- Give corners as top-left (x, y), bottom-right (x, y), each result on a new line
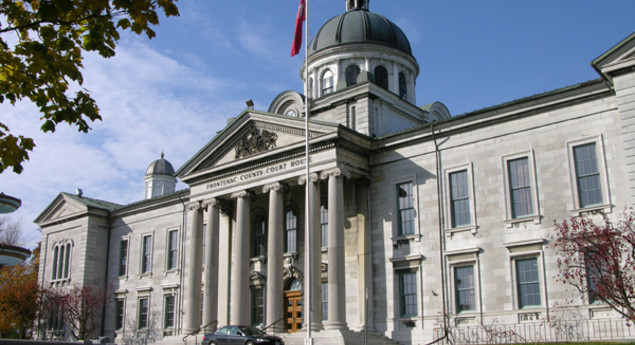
top-left (235, 125), bottom-right (278, 159)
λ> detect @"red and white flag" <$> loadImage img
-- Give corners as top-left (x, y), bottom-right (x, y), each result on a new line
top-left (291, 0), bottom-right (306, 56)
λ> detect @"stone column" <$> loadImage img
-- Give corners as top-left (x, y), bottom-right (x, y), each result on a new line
top-left (299, 173), bottom-right (323, 330)
top-left (264, 182), bottom-right (286, 332)
top-left (230, 191), bottom-right (252, 325)
top-left (202, 198), bottom-right (220, 332)
top-left (216, 208), bottom-right (232, 326)
top-left (321, 168), bottom-right (349, 330)
top-left (184, 201), bottom-right (203, 334)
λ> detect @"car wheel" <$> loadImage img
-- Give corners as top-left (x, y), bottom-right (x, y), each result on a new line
top-left (245, 341), bottom-right (254, 345)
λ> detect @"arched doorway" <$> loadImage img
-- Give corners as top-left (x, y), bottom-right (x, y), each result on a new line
top-left (284, 278), bottom-right (303, 332)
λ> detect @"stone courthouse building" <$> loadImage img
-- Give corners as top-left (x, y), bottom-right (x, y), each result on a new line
top-left (35, 0), bottom-right (635, 344)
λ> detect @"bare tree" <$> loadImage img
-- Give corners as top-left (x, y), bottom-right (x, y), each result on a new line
top-left (0, 216), bottom-right (24, 246)
top-left (552, 209), bottom-right (635, 322)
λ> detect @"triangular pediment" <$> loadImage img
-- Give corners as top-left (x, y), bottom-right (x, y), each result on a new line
top-left (176, 110), bottom-right (339, 180)
top-left (592, 32), bottom-right (635, 85)
top-left (35, 192), bottom-right (120, 226)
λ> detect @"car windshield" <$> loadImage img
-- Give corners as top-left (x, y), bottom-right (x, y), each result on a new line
top-left (237, 326), bottom-right (265, 336)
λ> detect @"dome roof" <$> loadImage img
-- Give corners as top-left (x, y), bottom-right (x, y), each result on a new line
top-left (308, 9), bottom-right (412, 56)
top-left (146, 153), bottom-right (175, 176)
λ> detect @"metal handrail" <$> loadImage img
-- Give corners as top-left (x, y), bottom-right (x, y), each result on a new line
top-left (261, 317), bottom-right (285, 333)
top-left (182, 320), bottom-right (218, 344)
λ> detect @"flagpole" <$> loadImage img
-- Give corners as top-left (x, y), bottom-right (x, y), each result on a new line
top-left (303, 0), bottom-right (312, 344)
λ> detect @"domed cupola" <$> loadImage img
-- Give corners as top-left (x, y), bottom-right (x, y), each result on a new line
top-left (309, 1), bottom-right (412, 57)
top-left (303, 0), bottom-right (419, 104)
top-left (144, 152), bottom-right (177, 199)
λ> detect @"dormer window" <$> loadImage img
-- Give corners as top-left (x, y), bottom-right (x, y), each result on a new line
top-left (399, 72), bottom-right (407, 100)
top-left (374, 66), bottom-right (388, 89)
top-left (346, 65), bottom-right (360, 87)
top-left (321, 69), bottom-right (334, 96)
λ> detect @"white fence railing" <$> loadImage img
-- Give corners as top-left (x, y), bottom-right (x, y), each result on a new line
top-left (432, 318), bottom-right (635, 344)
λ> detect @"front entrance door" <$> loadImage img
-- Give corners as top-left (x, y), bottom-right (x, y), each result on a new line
top-left (284, 290), bottom-right (302, 332)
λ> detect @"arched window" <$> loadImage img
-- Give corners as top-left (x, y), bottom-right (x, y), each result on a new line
top-left (399, 72), bottom-right (407, 100)
top-left (285, 208), bottom-right (298, 253)
top-left (251, 212), bottom-right (267, 257)
top-left (321, 69), bottom-right (334, 96)
top-left (374, 66), bottom-right (388, 89)
top-left (345, 65), bottom-right (360, 87)
top-left (308, 77), bottom-right (313, 98)
top-left (51, 242), bottom-right (72, 280)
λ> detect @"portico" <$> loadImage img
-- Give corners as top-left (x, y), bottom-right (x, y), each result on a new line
top-left (178, 114), bottom-right (371, 334)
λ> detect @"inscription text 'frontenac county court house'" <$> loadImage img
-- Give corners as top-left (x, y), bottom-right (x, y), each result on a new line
top-left (206, 158), bottom-right (308, 191)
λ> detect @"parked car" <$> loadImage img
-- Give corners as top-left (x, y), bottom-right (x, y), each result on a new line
top-left (202, 325), bottom-right (284, 345)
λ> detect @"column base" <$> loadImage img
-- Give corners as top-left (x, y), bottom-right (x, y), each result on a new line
top-left (324, 321), bottom-right (348, 330)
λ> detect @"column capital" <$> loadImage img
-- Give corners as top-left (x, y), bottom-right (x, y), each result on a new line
top-left (298, 173), bottom-right (320, 185)
top-left (262, 182), bottom-right (289, 193)
top-left (320, 167), bottom-right (350, 180)
top-left (231, 190), bottom-right (256, 201)
top-left (186, 201), bottom-right (201, 211)
top-left (201, 198), bottom-right (219, 209)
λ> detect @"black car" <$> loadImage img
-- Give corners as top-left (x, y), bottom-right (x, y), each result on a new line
top-left (202, 325), bottom-right (284, 345)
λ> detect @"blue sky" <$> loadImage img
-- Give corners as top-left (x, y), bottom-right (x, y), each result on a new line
top-left (1, 0), bottom-right (634, 249)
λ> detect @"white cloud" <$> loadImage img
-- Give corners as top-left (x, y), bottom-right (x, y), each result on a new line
top-left (0, 39), bottom-right (247, 250)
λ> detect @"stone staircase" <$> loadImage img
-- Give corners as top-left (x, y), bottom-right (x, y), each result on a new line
top-left (281, 330), bottom-right (401, 345)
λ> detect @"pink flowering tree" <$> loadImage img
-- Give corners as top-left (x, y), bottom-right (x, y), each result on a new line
top-left (551, 210), bottom-right (635, 322)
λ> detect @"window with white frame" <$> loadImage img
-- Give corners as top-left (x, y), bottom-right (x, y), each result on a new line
top-left (167, 230), bottom-right (178, 270)
top-left (454, 265), bottom-right (476, 313)
top-left (250, 285), bottom-right (264, 326)
top-left (141, 234), bottom-right (152, 274)
top-left (251, 212), bottom-right (267, 258)
top-left (567, 138), bottom-right (610, 211)
top-left (138, 297), bottom-right (149, 329)
top-left (320, 204), bottom-right (328, 248)
top-left (515, 257), bottom-right (541, 308)
top-left (321, 69), bottom-right (334, 96)
top-left (449, 170), bottom-right (471, 227)
top-left (506, 240), bottom-right (545, 310)
top-left (118, 239), bottom-right (128, 276)
top-left (508, 158), bottom-right (533, 218)
top-left (573, 143), bottom-right (602, 208)
top-left (164, 295), bottom-right (175, 328)
top-left (115, 298), bottom-right (125, 330)
top-left (285, 207), bottom-right (298, 253)
top-left (51, 241), bottom-right (72, 281)
top-left (321, 281), bottom-right (328, 321)
top-left (396, 181), bottom-right (416, 236)
top-left (398, 270), bottom-right (417, 317)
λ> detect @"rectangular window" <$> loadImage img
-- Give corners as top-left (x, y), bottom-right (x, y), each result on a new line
top-left (508, 157), bottom-right (533, 218)
top-left (138, 297), bottom-right (149, 329)
top-left (251, 286), bottom-right (264, 326)
top-left (573, 143), bottom-right (602, 208)
top-left (398, 271), bottom-right (417, 317)
top-left (115, 299), bottom-right (125, 330)
top-left (321, 282), bottom-right (328, 321)
top-left (285, 210), bottom-right (297, 253)
top-left (118, 240), bottom-right (128, 276)
top-left (449, 170), bottom-right (470, 227)
top-left (252, 215), bottom-right (267, 257)
top-left (397, 182), bottom-right (416, 236)
top-left (167, 230), bottom-right (178, 270)
top-left (585, 254), bottom-right (601, 304)
top-left (141, 235), bottom-right (152, 274)
top-left (164, 295), bottom-right (175, 328)
top-left (516, 258), bottom-right (541, 308)
top-left (454, 266), bottom-right (475, 312)
top-left (321, 205), bottom-right (328, 248)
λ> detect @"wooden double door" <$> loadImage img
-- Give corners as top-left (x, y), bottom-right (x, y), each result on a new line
top-left (284, 290), bottom-right (302, 332)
